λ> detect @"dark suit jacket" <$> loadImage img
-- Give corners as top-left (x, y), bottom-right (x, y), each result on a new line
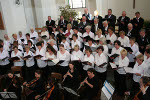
top-left (91, 23), bottom-right (102, 34)
top-left (78, 21), bottom-right (90, 33)
top-left (126, 29), bottom-right (137, 38)
top-left (68, 20), bottom-right (78, 27)
top-left (131, 17), bottom-right (144, 31)
top-left (46, 20), bottom-right (55, 33)
top-left (105, 14), bottom-right (116, 28)
top-left (92, 15), bottom-right (103, 25)
top-left (117, 16), bottom-right (130, 31)
top-left (58, 20), bottom-right (68, 32)
top-left (137, 86), bottom-right (150, 100)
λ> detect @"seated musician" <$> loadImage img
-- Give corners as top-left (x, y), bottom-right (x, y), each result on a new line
top-left (63, 61), bottom-right (79, 90)
top-left (125, 76), bottom-right (150, 100)
top-left (3, 70), bottom-right (22, 100)
top-left (23, 70), bottom-right (45, 100)
top-left (79, 68), bottom-right (99, 100)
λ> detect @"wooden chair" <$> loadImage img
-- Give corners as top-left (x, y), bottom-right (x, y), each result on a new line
top-left (51, 72), bottom-right (62, 82)
top-left (35, 28), bottom-right (42, 35)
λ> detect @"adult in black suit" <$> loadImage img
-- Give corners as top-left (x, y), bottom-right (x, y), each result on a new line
top-left (131, 12), bottom-right (144, 32)
top-left (102, 21), bottom-right (109, 36)
top-left (46, 16), bottom-right (55, 34)
top-left (136, 29), bottom-right (150, 54)
top-left (68, 17), bottom-right (78, 27)
top-left (92, 12), bottom-right (103, 26)
top-left (78, 16), bottom-right (90, 33)
top-left (91, 18), bottom-right (102, 34)
top-left (117, 11), bottom-right (130, 32)
top-left (58, 16), bottom-right (68, 32)
top-left (105, 9), bottom-right (116, 29)
top-left (126, 23), bottom-right (137, 38)
top-left (82, 8), bottom-right (91, 21)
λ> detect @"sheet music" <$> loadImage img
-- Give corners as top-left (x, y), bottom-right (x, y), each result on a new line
top-left (110, 63), bottom-right (117, 69)
top-left (0, 92), bottom-right (17, 99)
top-left (102, 81), bottom-right (114, 100)
top-left (124, 67), bottom-right (135, 74)
top-left (52, 59), bottom-right (59, 64)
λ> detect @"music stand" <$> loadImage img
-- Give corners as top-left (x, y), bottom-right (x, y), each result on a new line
top-left (0, 92), bottom-right (17, 100)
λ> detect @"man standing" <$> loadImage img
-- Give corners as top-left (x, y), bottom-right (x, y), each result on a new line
top-left (46, 16), bottom-right (55, 34)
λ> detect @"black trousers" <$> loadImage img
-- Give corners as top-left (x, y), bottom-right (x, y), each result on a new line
top-left (25, 65), bottom-right (35, 82)
top-left (96, 71), bottom-right (107, 84)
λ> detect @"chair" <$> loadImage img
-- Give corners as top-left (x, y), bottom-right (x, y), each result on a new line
top-left (51, 72), bottom-right (62, 82)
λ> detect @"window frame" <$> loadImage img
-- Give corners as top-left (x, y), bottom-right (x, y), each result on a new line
top-left (68, 0), bottom-right (86, 9)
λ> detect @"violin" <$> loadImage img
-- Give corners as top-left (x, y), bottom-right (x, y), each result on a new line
top-left (43, 84), bottom-right (55, 100)
top-left (26, 77), bottom-right (39, 87)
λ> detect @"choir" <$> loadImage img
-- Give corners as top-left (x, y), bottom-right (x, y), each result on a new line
top-left (0, 8), bottom-right (150, 100)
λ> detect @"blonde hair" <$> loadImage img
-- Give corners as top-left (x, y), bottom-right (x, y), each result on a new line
top-left (74, 44), bottom-right (79, 50)
top-left (96, 29), bottom-right (102, 35)
top-left (99, 37), bottom-right (106, 45)
top-left (119, 31), bottom-right (125, 35)
top-left (85, 25), bottom-right (91, 30)
top-left (136, 54), bottom-right (144, 61)
top-left (67, 24), bottom-right (72, 28)
top-left (120, 49), bottom-right (127, 56)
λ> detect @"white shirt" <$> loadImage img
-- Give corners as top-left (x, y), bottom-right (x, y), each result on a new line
top-left (116, 56), bottom-right (129, 74)
top-left (133, 62), bottom-right (146, 83)
top-left (65, 29), bottom-right (74, 43)
top-left (143, 55), bottom-right (150, 76)
top-left (30, 31), bottom-right (38, 40)
top-left (103, 45), bottom-right (109, 56)
top-left (83, 43), bottom-right (96, 54)
top-left (71, 50), bottom-right (84, 61)
top-left (118, 36), bottom-right (129, 47)
top-left (41, 31), bottom-right (49, 39)
top-left (83, 31), bottom-right (95, 39)
top-left (57, 50), bottom-right (70, 66)
top-left (11, 51), bottom-right (24, 67)
top-left (24, 51), bottom-right (35, 67)
top-left (0, 50), bottom-right (10, 65)
top-left (46, 52), bottom-right (56, 66)
top-left (111, 47), bottom-right (123, 63)
top-left (94, 35), bottom-right (104, 40)
top-left (75, 32), bottom-right (83, 42)
top-left (61, 41), bottom-right (71, 52)
top-left (83, 54), bottom-right (94, 71)
top-left (10, 39), bottom-right (22, 45)
top-left (127, 43), bottom-right (139, 62)
top-left (106, 33), bottom-right (117, 49)
top-left (35, 48), bottom-right (47, 68)
top-left (71, 40), bottom-right (81, 49)
top-left (95, 53), bottom-right (107, 73)
top-left (53, 45), bottom-right (58, 51)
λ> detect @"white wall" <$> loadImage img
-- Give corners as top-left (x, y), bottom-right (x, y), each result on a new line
top-left (0, 0), bottom-right (28, 39)
top-left (96, 0), bottom-right (150, 20)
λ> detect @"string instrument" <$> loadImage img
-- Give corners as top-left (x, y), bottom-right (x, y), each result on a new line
top-left (43, 84), bottom-right (55, 100)
top-left (133, 83), bottom-right (148, 100)
top-left (23, 78), bottom-right (39, 96)
top-left (6, 76), bottom-right (17, 90)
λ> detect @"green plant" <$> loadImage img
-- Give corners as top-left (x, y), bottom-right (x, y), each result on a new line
top-left (59, 5), bottom-right (77, 21)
